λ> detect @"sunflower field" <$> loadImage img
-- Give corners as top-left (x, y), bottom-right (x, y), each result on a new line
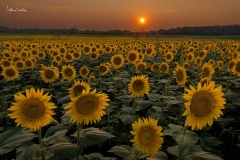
top-left (0, 36), bottom-right (240, 160)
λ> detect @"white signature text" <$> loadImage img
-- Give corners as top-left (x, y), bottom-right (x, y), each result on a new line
top-left (6, 6), bottom-right (28, 14)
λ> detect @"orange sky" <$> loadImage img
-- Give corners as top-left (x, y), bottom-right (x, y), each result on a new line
top-left (0, 0), bottom-right (239, 31)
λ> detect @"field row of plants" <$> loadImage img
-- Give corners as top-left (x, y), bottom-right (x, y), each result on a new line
top-left (0, 37), bottom-right (240, 160)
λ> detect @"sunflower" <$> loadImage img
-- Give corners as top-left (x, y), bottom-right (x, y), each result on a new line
top-left (138, 53), bottom-right (144, 61)
top-left (14, 60), bottom-right (25, 70)
top-left (200, 77), bottom-right (211, 87)
top-left (128, 75), bottom-right (149, 97)
top-left (63, 53), bottom-right (74, 63)
top-left (227, 59), bottom-right (236, 71)
top-left (20, 51), bottom-right (29, 59)
top-left (232, 59), bottom-right (240, 77)
top-left (173, 65), bottom-right (187, 86)
top-left (8, 87), bottom-right (57, 131)
top-left (159, 62), bottom-right (169, 74)
top-left (1, 60), bottom-right (12, 68)
top-left (73, 51), bottom-right (81, 60)
top-left (3, 51), bottom-right (11, 59)
top-left (11, 55), bottom-right (21, 63)
top-left (37, 52), bottom-right (46, 59)
top-left (1, 65), bottom-right (19, 81)
top-left (186, 52), bottom-right (195, 62)
top-left (150, 63), bottom-right (159, 72)
top-left (111, 54), bottom-right (124, 69)
top-left (69, 81), bottom-right (91, 98)
top-left (64, 89), bottom-right (110, 125)
top-left (99, 64), bottom-right (109, 76)
top-left (130, 117), bottom-right (164, 155)
top-left (198, 50), bottom-right (207, 59)
top-left (183, 62), bottom-right (190, 69)
top-left (88, 75), bottom-right (96, 83)
top-left (83, 45), bottom-right (91, 55)
top-left (195, 57), bottom-right (202, 67)
top-left (200, 63), bottom-right (214, 79)
top-left (135, 61), bottom-right (147, 73)
top-left (54, 55), bottom-right (63, 63)
top-left (145, 47), bottom-right (155, 58)
top-left (40, 66), bottom-right (59, 83)
top-left (217, 60), bottom-right (224, 70)
top-left (80, 66), bottom-right (90, 78)
top-left (30, 49), bottom-right (38, 57)
top-left (127, 51), bottom-right (139, 64)
top-left (208, 59), bottom-right (215, 66)
top-left (61, 65), bottom-right (76, 81)
top-left (182, 81), bottom-right (226, 130)
top-left (24, 58), bottom-right (35, 69)
top-left (164, 52), bottom-right (174, 62)
top-left (90, 52), bottom-right (99, 61)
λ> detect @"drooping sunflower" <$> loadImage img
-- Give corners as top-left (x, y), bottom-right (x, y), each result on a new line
top-left (127, 51), bottom-right (139, 64)
top-left (200, 63), bottom-right (214, 79)
top-left (164, 52), bottom-right (174, 62)
top-left (80, 66), bottom-right (90, 78)
top-left (40, 66), bottom-right (59, 83)
top-left (111, 54), bottom-right (124, 69)
top-left (135, 61), bottom-right (147, 73)
top-left (99, 64), bottom-right (109, 76)
top-left (182, 81), bottom-right (226, 130)
top-left (130, 117), bottom-right (164, 156)
top-left (227, 59), bottom-right (236, 71)
top-left (200, 77), bottom-right (211, 87)
top-left (159, 62), bottom-right (169, 74)
top-left (64, 89), bottom-right (110, 125)
top-left (88, 75), bottom-right (96, 83)
top-left (61, 65), bottom-right (76, 81)
top-left (8, 87), bottom-right (57, 131)
top-left (173, 65), bottom-right (187, 86)
top-left (69, 81), bottom-right (91, 98)
top-left (232, 59), bottom-right (240, 77)
top-left (1, 65), bottom-right (19, 81)
top-left (128, 75), bottom-right (150, 97)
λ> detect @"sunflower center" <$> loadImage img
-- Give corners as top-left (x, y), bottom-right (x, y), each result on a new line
top-left (66, 54), bottom-right (72, 60)
top-left (44, 69), bottom-right (54, 79)
top-left (64, 68), bottom-right (73, 77)
top-left (100, 66), bottom-right (107, 72)
top-left (74, 85), bottom-right (85, 97)
top-left (22, 98), bottom-right (45, 120)
top-left (6, 69), bottom-right (15, 76)
top-left (139, 127), bottom-right (155, 145)
top-left (17, 62), bottom-right (23, 68)
top-left (190, 91), bottom-right (214, 116)
top-left (113, 57), bottom-right (122, 65)
top-left (202, 68), bottom-right (210, 77)
top-left (26, 60), bottom-right (32, 67)
top-left (146, 48), bottom-right (152, 54)
top-left (129, 53), bottom-right (137, 61)
top-left (133, 80), bottom-right (144, 92)
top-left (91, 53), bottom-right (97, 58)
top-left (81, 68), bottom-right (87, 75)
top-left (137, 64), bottom-right (145, 72)
top-left (161, 65), bottom-right (167, 71)
top-left (176, 70), bottom-right (184, 81)
top-left (76, 95), bottom-right (98, 114)
top-left (166, 54), bottom-right (172, 60)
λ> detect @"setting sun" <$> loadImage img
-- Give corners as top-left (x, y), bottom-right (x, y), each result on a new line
top-left (140, 18), bottom-right (145, 23)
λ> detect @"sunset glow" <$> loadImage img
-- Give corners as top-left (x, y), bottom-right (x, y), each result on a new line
top-left (140, 18), bottom-right (145, 24)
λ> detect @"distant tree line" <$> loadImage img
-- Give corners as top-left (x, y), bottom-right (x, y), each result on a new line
top-left (0, 24), bottom-right (239, 35)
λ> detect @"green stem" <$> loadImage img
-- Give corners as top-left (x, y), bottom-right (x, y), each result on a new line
top-left (38, 128), bottom-right (45, 160)
top-left (177, 126), bottom-right (188, 160)
top-left (165, 77), bottom-right (173, 96)
top-left (183, 126), bottom-right (187, 135)
top-left (77, 124), bottom-right (81, 160)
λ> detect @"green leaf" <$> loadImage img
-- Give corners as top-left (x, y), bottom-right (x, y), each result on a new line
top-left (119, 114), bottom-right (138, 125)
top-left (183, 146), bottom-right (222, 160)
top-left (200, 131), bottom-right (222, 147)
top-left (16, 142), bottom-right (42, 160)
top-left (147, 151), bottom-right (168, 160)
top-left (0, 128), bottom-right (37, 155)
top-left (215, 117), bottom-right (235, 128)
top-left (44, 124), bottom-right (69, 138)
top-left (49, 142), bottom-right (82, 159)
top-left (42, 129), bottom-right (68, 144)
top-left (116, 95), bottom-right (134, 103)
top-left (108, 145), bottom-right (147, 160)
top-left (172, 130), bottom-right (199, 152)
top-left (163, 124), bottom-right (183, 136)
top-left (167, 145), bottom-right (179, 157)
top-left (84, 152), bottom-right (117, 160)
top-left (135, 100), bottom-right (153, 110)
top-left (57, 95), bottom-right (70, 105)
top-left (147, 93), bottom-right (160, 102)
top-left (75, 127), bottom-right (115, 147)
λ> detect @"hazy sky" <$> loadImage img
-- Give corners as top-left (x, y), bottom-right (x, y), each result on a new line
top-left (0, 0), bottom-right (239, 31)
